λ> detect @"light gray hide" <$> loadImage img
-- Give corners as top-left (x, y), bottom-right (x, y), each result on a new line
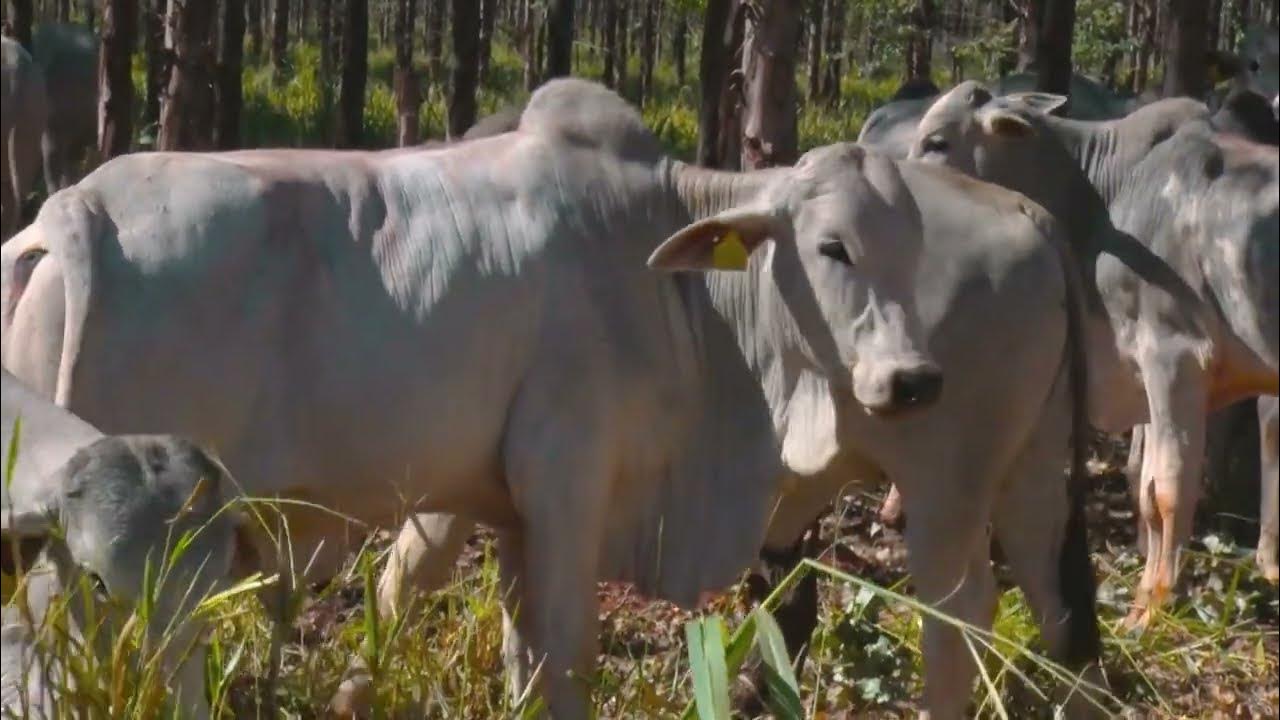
top-left (31, 24), bottom-right (98, 193)
top-left (911, 82), bottom-right (1280, 622)
top-left (2, 369), bottom-right (249, 720)
top-left (381, 158), bottom-right (1105, 716)
top-left (0, 78), bottom-right (948, 717)
top-left (857, 72), bottom-right (1134, 160)
top-left (1, 38), bottom-right (47, 241)
top-left (1259, 396), bottom-right (1279, 582)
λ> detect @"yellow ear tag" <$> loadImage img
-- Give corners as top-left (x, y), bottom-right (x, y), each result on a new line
top-left (712, 230), bottom-right (749, 270)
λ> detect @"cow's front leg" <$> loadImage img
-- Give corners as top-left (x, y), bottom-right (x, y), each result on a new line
top-left (1125, 425), bottom-right (1148, 556)
top-left (1258, 397), bottom-right (1279, 584)
top-left (376, 512), bottom-right (475, 620)
top-left (1128, 356), bottom-right (1207, 628)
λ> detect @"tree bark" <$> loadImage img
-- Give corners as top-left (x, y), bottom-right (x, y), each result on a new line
top-left (806, 0), bottom-right (823, 100)
top-left (1018, 0), bottom-right (1041, 71)
top-left (158, 0), bottom-right (217, 151)
top-left (247, 0), bottom-right (263, 56)
top-left (697, 0), bottom-right (742, 168)
top-left (1163, 0), bottom-right (1209, 98)
top-left (821, 0), bottom-right (842, 101)
top-left (617, 0), bottom-right (630, 95)
top-left (448, 0), bottom-right (479, 138)
top-left (603, 0), bottom-right (618, 87)
top-left (271, 0), bottom-right (290, 72)
top-left (1035, 0), bottom-right (1076, 95)
top-left (740, 0), bottom-right (800, 170)
top-left (638, 0), bottom-right (655, 105)
top-left (425, 0), bottom-right (443, 80)
top-left (217, 0), bottom-right (246, 149)
top-left (98, 0), bottom-right (137, 159)
top-left (335, 0), bottom-right (367, 148)
top-left (545, 0), bottom-right (573, 79)
top-left (478, 0), bottom-right (495, 81)
top-left (143, 0), bottom-right (166, 129)
top-left (394, 0), bottom-right (419, 146)
top-left (9, 0), bottom-right (32, 50)
top-left (672, 8), bottom-right (686, 85)
top-left (318, 0), bottom-right (331, 78)
top-left (906, 0), bottom-right (934, 82)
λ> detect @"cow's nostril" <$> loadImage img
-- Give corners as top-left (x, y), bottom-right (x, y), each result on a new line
top-left (890, 369), bottom-right (943, 409)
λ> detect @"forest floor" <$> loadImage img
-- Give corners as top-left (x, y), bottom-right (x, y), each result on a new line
top-left (211, 434), bottom-right (1278, 719)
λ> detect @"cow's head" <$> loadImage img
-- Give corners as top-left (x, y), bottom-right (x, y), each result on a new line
top-left (650, 144), bottom-right (941, 417)
top-left (1212, 25), bottom-right (1280, 117)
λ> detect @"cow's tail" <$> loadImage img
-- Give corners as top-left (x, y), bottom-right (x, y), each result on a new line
top-left (1051, 211), bottom-right (1103, 669)
top-left (48, 191), bottom-right (102, 410)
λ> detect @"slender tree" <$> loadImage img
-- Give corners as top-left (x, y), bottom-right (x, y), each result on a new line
top-left (448, 0), bottom-right (479, 137)
top-left (335, 0), bottom-right (367, 147)
top-left (671, 6), bottom-right (687, 85)
top-left (1164, 0), bottom-right (1209, 97)
top-left (247, 0), bottom-right (264, 56)
top-left (638, 0), bottom-right (657, 105)
top-left (425, 0), bottom-right (444, 79)
top-left (271, 0), bottom-right (290, 72)
top-left (158, 0), bottom-right (217, 150)
top-left (479, 0), bottom-right (495, 80)
top-left (1035, 0), bottom-right (1077, 95)
top-left (697, 0), bottom-right (742, 168)
top-left (545, 0), bottom-right (574, 78)
top-left (142, 0), bottom-right (166, 130)
top-left (394, 0), bottom-right (419, 146)
top-left (98, 0), bottom-right (137, 159)
top-left (906, 0), bottom-right (934, 82)
top-left (603, 0), bottom-right (618, 87)
top-left (807, 0), bottom-right (824, 100)
top-left (217, 0), bottom-right (246, 148)
top-left (740, 0), bottom-right (800, 169)
top-left (9, 0), bottom-right (32, 50)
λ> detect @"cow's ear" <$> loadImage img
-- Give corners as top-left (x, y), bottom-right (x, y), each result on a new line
top-left (1206, 50), bottom-right (1243, 85)
top-left (979, 108), bottom-right (1037, 139)
top-left (648, 209), bottom-right (781, 272)
top-left (1005, 92), bottom-right (1068, 116)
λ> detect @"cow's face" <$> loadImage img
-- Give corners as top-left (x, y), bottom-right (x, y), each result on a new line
top-left (649, 144), bottom-right (942, 418)
top-left (908, 81), bottom-right (1067, 182)
top-left (1, 220), bottom-right (63, 397)
top-left (1239, 26), bottom-right (1280, 116)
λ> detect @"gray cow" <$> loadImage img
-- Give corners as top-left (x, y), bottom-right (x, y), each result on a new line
top-left (858, 72), bottom-right (1134, 159)
top-left (911, 83), bottom-right (1279, 625)
top-left (1, 79), bottom-right (948, 717)
top-left (1, 78), bottom-right (1105, 717)
top-left (31, 24), bottom-right (97, 193)
top-left (2, 369), bottom-right (253, 719)
top-left (1, 37), bottom-right (47, 241)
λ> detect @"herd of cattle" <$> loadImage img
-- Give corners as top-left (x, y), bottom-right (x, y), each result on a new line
top-left (0, 22), bottom-right (1277, 720)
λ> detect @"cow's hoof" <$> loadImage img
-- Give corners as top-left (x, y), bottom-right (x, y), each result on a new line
top-left (1121, 606), bottom-right (1152, 633)
top-left (1259, 557), bottom-right (1279, 585)
top-left (328, 666), bottom-right (374, 719)
top-left (878, 488), bottom-right (906, 530)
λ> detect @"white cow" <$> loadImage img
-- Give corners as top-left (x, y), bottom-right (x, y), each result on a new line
top-left (1, 79), bottom-right (946, 717)
top-left (2, 369), bottom-right (252, 719)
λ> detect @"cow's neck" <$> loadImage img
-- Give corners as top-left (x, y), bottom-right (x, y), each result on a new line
top-left (1042, 114), bottom-right (1128, 205)
top-left (662, 160), bottom-right (785, 222)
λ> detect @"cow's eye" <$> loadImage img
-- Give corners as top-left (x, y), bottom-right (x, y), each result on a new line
top-left (921, 136), bottom-right (949, 155)
top-left (1249, 60), bottom-right (1261, 73)
top-left (818, 239), bottom-right (853, 265)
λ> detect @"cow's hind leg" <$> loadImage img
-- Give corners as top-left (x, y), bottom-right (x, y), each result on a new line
top-left (1258, 397), bottom-right (1279, 584)
top-left (899, 470), bottom-right (998, 720)
top-left (376, 512), bottom-right (475, 620)
top-left (1125, 425), bottom-right (1148, 556)
top-left (1129, 356), bottom-right (1208, 627)
top-left (993, 395), bottom-right (1104, 717)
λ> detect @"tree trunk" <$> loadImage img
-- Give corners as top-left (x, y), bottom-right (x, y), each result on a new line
top-left (672, 8), bottom-right (686, 85)
top-left (478, 0), bottom-right (495, 81)
top-left (318, 0), bottom-right (331, 78)
top-left (271, 0), bottom-right (290, 72)
top-left (394, 0), bottom-right (419, 146)
top-left (1018, 0), bottom-right (1041, 71)
top-left (217, 0), bottom-right (246, 149)
top-left (821, 0), bottom-right (842, 102)
top-left (1207, 0), bottom-right (1222, 51)
top-left (425, 0), bottom-right (444, 80)
top-left (1035, 0), bottom-right (1075, 95)
top-left (697, 0), bottom-right (742, 168)
top-left (9, 0), bottom-right (32, 50)
top-left (740, 0), bottom-right (800, 170)
top-left (806, 0), bottom-right (823, 100)
top-left (158, 0), bottom-right (217, 151)
top-left (638, 0), bottom-right (655, 105)
top-left (545, 0), bottom-right (573, 79)
top-left (906, 0), bottom-right (934, 82)
top-left (1163, 0), bottom-right (1209, 98)
top-left (143, 0), bottom-right (165, 129)
top-left (999, 0), bottom-right (1019, 75)
top-left (335, 0), bottom-right (367, 148)
top-left (603, 0), bottom-right (618, 87)
top-left (617, 0), bottom-right (630, 95)
top-left (84, 0), bottom-right (95, 30)
top-left (448, 0), bottom-right (479, 137)
top-left (247, 0), bottom-right (263, 56)
top-left (98, 0), bottom-right (137, 159)
top-left (56, 0), bottom-right (69, 21)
